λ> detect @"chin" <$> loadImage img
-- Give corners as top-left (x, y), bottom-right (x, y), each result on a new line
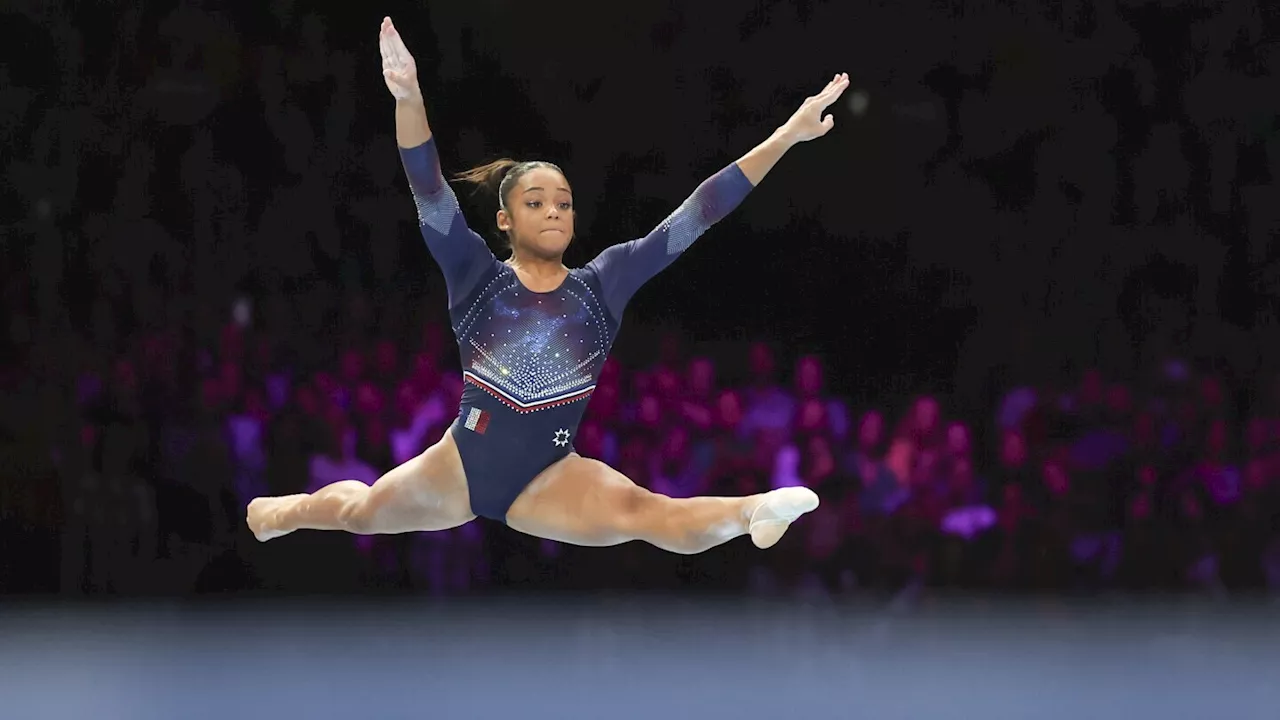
top-left (529, 234), bottom-right (572, 257)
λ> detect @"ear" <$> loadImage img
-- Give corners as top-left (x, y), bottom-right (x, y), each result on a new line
top-left (496, 208), bottom-right (511, 232)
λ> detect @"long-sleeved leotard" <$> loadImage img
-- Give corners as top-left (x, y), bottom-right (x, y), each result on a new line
top-left (399, 138), bottom-right (753, 522)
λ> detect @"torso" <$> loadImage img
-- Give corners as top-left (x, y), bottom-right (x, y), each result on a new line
top-left (450, 259), bottom-right (621, 437)
top-left (442, 259), bottom-right (624, 520)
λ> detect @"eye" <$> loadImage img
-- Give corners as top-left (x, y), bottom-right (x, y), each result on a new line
top-left (526, 200), bottom-right (542, 209)
top-left (558, 202), bottom-right (572, 211)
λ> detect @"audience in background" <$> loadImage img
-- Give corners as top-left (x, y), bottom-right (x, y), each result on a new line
top-left (3, 1), bottom-right (1279, 598)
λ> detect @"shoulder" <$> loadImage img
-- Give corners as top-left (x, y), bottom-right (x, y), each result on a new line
top-left (453, 252), bottom-right (508, 289)
top-left (577, 239), bottom-right (641, 278)
top-left (477, 254), bottom-right (511, 278)
top-left (563, 265), bottom-right (615, 312)
top-left (567, 264), bottom-right (603, 290)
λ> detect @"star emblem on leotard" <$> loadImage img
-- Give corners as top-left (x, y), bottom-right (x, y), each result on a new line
top-left (553, 428), bottom-right (570, 447)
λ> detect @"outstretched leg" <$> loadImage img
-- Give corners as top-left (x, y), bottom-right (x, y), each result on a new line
top-left (505, 455), bottom-right (818, 554)
top-left (246, 432), bottom-right (475, 541)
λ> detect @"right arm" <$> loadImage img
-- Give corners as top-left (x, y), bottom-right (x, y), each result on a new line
top-left (381, 17), bottom-right (494, 307)
top-left (395, 96), bottom-right (432, 148)
top-left (381, 15), bottom-right (432, 148)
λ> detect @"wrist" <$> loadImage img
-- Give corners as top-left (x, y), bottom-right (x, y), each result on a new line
top-left (395, 91), bottom-right (425, 108)
top-left (769, 125), bottom-right (801, 149)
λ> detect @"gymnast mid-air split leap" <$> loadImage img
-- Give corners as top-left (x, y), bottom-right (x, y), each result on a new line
top-left (248, 16), bottom-right (849, 556)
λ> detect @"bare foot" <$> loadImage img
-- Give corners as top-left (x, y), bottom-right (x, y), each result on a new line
top-left (746, 487), bottom-right (820, 549)
top-left (247, 495), bottom-right (306, 542)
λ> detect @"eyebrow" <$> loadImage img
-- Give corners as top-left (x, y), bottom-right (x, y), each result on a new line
top-left (522, 186), bottom-right (572, 195)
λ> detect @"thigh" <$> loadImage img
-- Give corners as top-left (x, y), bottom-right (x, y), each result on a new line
top-left (367, 430), bottom-right (477, 532)
top-left (505, 454), bottom-right (648, 546)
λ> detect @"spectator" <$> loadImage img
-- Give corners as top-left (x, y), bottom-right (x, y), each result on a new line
top-left (739, 341), bottom-right (792, 439)
top-left (793, 354), bottom-right (851, 440)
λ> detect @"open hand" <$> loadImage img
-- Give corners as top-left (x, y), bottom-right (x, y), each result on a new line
top-left (379, 17), bottom-right (420, 101)
top-left (781, 73), bottom-right (850, 143)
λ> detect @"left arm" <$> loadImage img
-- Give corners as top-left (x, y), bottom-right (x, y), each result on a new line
top-left (587, 73), bottom-right (851, 317)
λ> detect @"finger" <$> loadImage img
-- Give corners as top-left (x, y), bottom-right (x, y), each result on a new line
top-left (804, 74), bottom-right (845, 108)
top-left (824, 85), bottom-right (849, 106)
top-left (810, 91), bottom-right (835, 113)
top-left (395, 39), bottom-right (411, 68)
top-left (816, 79), bottom-right (849, 108)
top-left (392, 31), bottom-right (411, 64)
top-left (824, 75), bottom-right (849, 95)
top-left (380, 26), bottom-right (396, 64)
top-left (822, 114), bottom-right (835, 132)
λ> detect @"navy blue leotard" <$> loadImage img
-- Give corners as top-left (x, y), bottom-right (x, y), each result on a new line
top-left (399, 138), bottom-right (754, 523)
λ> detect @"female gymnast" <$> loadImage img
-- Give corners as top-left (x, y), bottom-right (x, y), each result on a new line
top-left (247, 16), bottom-right (848, 554)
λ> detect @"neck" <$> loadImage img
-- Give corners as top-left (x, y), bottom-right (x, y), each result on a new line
top-left (507, 250), bottom-right (567, 279)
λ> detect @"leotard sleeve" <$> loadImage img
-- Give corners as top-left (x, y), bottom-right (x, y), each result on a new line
top-left (399, 138), bottom-right (497, 308)
top-left (585, 163), bottom-right (754, 320)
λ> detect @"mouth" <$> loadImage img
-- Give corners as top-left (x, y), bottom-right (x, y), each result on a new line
top-left (540, 229), bottom-right (566, 234)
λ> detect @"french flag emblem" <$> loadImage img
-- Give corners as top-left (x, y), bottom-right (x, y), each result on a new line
top-left (464, 407), bottom-right (490, 435)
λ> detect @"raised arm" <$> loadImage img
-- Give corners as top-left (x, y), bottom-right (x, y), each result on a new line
top-left (382, 16), bottom-right (432, 149)
top-left (381, 17), bottom-right (494, 308)
top-left (587, 73), bottom-right (851, 317)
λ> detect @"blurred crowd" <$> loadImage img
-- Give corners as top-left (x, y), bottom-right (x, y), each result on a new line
top-left (46, 315), bottom-right (1280, 597)
top-left (3, 2), bottom-right (1280, 598)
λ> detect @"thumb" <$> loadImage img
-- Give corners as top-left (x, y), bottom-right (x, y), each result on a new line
top-left (821, 114), bottom-right (835, 131)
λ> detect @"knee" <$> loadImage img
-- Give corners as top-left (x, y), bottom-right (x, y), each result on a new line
top-left (617, 485), bottom-right (661, 518)
top-left (612, 486), bottom-right (663, 534)
top-left (614, 488), bottom-right (700, 553)
top-left (334, 485), bottom-right (375, 534)
top-left (339, 500), bottom-right (375, 534)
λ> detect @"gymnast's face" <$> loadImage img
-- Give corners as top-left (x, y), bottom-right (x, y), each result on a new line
top-left (498, 167), bottom-right (575, 260)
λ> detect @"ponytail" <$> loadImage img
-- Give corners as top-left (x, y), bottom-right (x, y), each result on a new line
top-left (452, 156), bottom-right (570, 254)
top-left (453, 159), bottom-right (520, 210)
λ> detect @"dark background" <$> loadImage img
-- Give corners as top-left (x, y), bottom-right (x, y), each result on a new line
top-left (3, 0), bottom-right (1280, 603)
